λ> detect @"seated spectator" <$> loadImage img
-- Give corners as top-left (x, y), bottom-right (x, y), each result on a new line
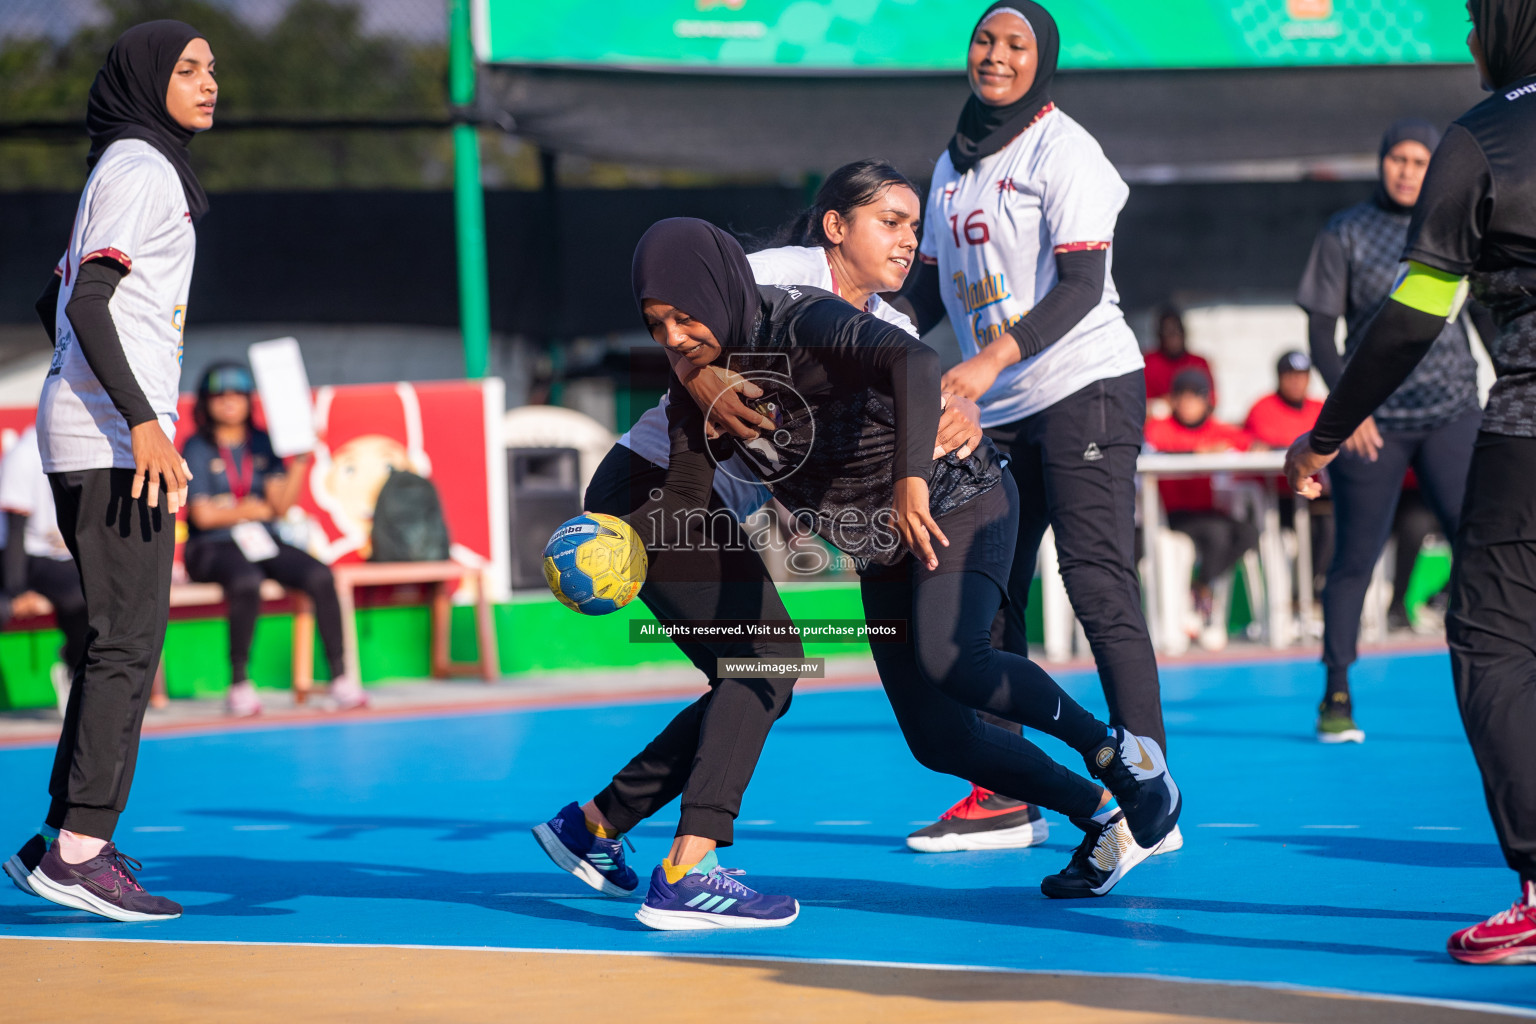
top-left (1144, 369), bottom-right (1259, 627)
top-left (182, 363), bottom-right (367, 716)
top-left (1144, 306), bottom-right (1217, 408)
top-left (1244, 351), bottom-right (1325, 449)
top-left (0, 425), bottom-right (88, 714)
top-left (1245, 351), bottom-right (1333, 602)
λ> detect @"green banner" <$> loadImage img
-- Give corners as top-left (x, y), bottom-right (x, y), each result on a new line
top-left (476, 0), bottom-right (1472, 72)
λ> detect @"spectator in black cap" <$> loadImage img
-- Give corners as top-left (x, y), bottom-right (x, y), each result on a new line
top-left (1144, 369), bottom-right (1259, 647)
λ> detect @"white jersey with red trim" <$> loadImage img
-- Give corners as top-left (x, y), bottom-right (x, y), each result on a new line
top-left (619, 244), bottom-right (917, 521)
top-left (920, 105), bottom-right (1143, 426)
top-left (38, 139), bottom-right (193, 473)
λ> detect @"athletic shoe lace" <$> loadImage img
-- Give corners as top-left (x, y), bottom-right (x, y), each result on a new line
top-left (703, 867), bottom-right (754, 898)
top-left (1484, 900), bottom-right (1534, 928)
top-left (104, 850), bottom-right (146, 893)
top-left (940, 788), bottom-right (993, 821)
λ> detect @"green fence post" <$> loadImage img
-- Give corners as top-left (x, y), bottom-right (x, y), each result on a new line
top-left (449, 0), bottom-right (491, 379)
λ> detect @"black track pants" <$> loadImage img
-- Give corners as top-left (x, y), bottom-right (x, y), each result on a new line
top-left (585, 446), bottom-right (800, 846)
top-left (44, 468), bottom-right (173, 840)
top-left (1323, 408), bottom-right (1479, 677)
top-left (984, 370), bottom-right (1166, 750)
top-left (1447, 432), bottom-right (1536, 886)
top-left (27, 555), bottom-right (89, 670)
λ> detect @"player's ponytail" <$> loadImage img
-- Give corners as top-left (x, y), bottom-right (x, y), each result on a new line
top-left (747, 159), bottom-right (918, 252)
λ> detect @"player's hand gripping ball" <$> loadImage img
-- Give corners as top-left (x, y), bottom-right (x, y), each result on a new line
top-left (542, 512), bottom-right (648, 615)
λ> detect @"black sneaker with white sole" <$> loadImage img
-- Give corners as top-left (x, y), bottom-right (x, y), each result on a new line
top-left (29, 842), bottom-right (182, 922)
top-left (1040, 813), bottom-right (1152, 898)
top-left (4, 834), bottom-right (47, 896)
top-left (1085, 727), bottom-right (1181, 849)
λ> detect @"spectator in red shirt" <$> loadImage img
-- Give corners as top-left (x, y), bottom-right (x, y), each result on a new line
top-left (1144, 306), bottom-right (1216, 408)
top-left (1144, 369), bottom-right (1258, 618)
top-left (1245, 351), bottom-right (1333, 601)
top-left (1245, 351), bottom-right (1324, 448)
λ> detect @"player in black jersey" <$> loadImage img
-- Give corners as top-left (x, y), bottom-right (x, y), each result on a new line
top-left (1287, 0), bottom-right (1536, 965)
top-left (535, 219), bottom-right (1181, 928)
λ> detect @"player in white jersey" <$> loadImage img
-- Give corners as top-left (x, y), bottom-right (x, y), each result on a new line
top-left (3, 21), bottom-right (215, 923)
top-left (893, 2), bottom-right (1180, 874)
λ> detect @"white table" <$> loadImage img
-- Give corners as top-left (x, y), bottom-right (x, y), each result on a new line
top-left (1136, 450), bottom-right (1312, 651)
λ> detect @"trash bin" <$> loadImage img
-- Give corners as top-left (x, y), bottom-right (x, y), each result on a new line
top-left (507, 446), bottom-right (581, 590)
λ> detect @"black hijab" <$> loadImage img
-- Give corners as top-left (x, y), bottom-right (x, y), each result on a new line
top-left (87, 20), bottom-right (209, 222)
top-left (1471, 0), bottom-right (1536, 90)
top-left (947, 2), bottom-right (1060, 175)
top-left (1374, 117), bottom-right (1441, 214)
top-left (631, 218), bottom-right (759, 350)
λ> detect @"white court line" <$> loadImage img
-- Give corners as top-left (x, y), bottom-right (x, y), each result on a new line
top-left (1302, 825), bottom-right (1360, 830)
top-left (232, 825), bottom-right (291, 832)
top-left (737, 820), bottom-right (775, 826)
top-left (130, 826), bottom-right (184, 833)
top-left (1414, 826), bottom-right (1463, 831)
top-left (1196, 823), bottom-right (1257, 828)
top-left (814, 820), bottom-right (871, 827)
top-left (1, 935), bottom-right (1530, 1020)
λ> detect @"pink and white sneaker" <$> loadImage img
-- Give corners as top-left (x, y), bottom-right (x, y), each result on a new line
top-left (225, 679), bottom-right (263, 718)
top-left (1447, 880), bottom-right (1536, 964)
top-left (327, 674), bottom-right (369, 711)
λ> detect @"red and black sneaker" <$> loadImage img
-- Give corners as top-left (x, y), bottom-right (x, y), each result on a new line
top-left (1447, 881), bottom-right (1536, 965)
top-left (906, 785), bottom-right (1048, 852)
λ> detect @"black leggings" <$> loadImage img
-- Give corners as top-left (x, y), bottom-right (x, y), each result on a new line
top-left (1323, 407), bottom-right (1479, 679)
top-left (1166, 510), bottom-right (1260, 587)
top-left (184, 538), bottom-right (347, 680)
top-left (862, 476), bottom-right (1107, 820)
top-left (584, 446), bottom-right (800, 846)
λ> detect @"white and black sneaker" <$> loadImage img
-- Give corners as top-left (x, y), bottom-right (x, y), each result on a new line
top-left (1040, 813), bottom-right (1152, 898)
top-left (1085, 727), bottom-right (1181, 849)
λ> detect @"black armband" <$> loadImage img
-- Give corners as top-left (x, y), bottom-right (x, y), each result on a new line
top-left (1309, 299), bottom-right (1446, 455)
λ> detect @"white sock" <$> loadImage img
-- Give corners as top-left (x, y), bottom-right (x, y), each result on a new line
top-left (57, 830), bottom-right (107, 865)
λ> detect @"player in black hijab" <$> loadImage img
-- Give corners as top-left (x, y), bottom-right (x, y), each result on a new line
top-left (947, 1), bottom-right (1060, 174)
top-left (1288, 0), bottom-right (1536, 965)
top-left (87, 19), bottom-right (209, 222)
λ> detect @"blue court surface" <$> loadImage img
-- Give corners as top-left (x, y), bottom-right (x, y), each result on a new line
top-left (1, 649), bottom-right (1530, 1017)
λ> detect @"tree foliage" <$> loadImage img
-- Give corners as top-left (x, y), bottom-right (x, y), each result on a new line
top-left (0, 0), bottom-right (451, 191)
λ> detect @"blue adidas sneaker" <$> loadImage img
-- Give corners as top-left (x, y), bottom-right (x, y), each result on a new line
top-left (635, 857), bottom-right (799, 931)
top-left (532, 802), bottom-right (638, 896)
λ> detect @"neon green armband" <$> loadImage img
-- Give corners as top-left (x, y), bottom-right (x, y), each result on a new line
top-left (1390, 261), bottom-right (1468, 320)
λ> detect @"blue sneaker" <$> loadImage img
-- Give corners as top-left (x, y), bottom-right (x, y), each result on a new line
top-left (635, 859), bottom-right (799, 931)
top-left (531, 802), bottom-right (638, 896)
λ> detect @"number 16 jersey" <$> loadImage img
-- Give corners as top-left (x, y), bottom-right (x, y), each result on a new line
top-left (921, 104), bottom-right (1143, 427)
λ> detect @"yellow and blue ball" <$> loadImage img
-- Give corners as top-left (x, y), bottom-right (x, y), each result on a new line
top-left (542, 512), bottom-right (647, 615)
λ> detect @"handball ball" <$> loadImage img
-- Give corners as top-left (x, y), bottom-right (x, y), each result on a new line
top-left (542, 512), bottom-right (647, 615)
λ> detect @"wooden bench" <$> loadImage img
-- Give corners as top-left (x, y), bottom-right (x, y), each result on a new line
top-left (169, 580), bottom-right (317, 702)
top-left (331, 561), bottom-right (500, 684)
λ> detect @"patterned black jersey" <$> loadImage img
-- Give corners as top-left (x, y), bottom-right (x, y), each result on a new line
top-left (1298, 199), bottom-right (1480, 432)
top-left (1406, 75), bottom-right (1536, 438)
top-left (643, 284), bottom-right (1003, 571)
